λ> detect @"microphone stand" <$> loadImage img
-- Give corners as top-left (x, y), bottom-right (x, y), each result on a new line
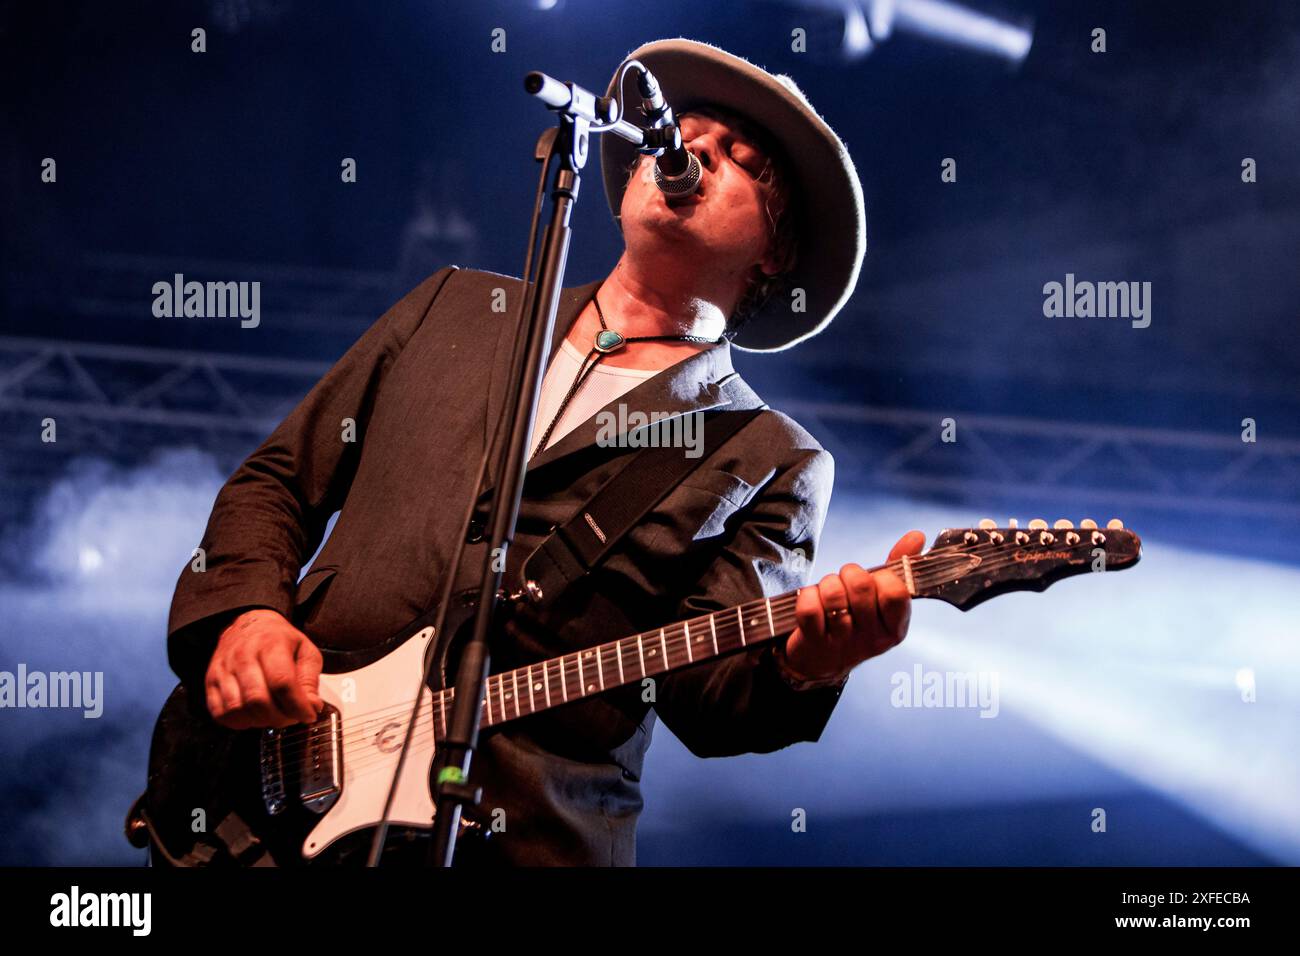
top-left (423, 65), bottom-right (660, 868)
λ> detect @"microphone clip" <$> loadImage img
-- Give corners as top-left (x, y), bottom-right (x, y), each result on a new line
top-left (639, 123), bottom-right (681, 157)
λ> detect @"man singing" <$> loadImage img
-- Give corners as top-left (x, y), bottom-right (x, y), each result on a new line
top-left (165, 38), bottom-right (923, 866)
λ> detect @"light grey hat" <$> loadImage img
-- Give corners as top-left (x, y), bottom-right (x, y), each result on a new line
top-left (601, 37), bottom-right (867, 353)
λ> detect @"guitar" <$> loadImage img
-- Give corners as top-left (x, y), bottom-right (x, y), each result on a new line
top-left (128, 519), bottom-right (1140, 866)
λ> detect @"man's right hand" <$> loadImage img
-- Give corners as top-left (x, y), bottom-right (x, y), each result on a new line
top-left (205, 608), bottom-right (324, 729)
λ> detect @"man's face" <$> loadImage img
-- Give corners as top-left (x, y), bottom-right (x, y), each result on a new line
top-left (619, 110), bottom-right (784, 284)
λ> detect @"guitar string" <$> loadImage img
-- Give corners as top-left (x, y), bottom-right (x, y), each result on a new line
top-left (268, 534), bottom-right (1046, 737)
top-left (331, 539), bottom-right (1095, 774)
top-left (304, 603), bottom-right (811, 780)
top-left (260, 541), bottom-right (1104, 773)
top-left (327, 535), bottom-right (1105, 778)
top-left (250, 601), bottom-right (808, 767)
top-left (272, 532), bottom-right (1107, 779)
top-left (247, 547), bottom-right (959, 760)
top-left (288, 535), bottom-right (1006, 736)
top-left (261, 563), bottom-right (1070, 781)
top-left (249, 535), bottom-right (1109, 764)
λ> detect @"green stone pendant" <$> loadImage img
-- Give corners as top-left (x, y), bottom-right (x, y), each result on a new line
top-left (595, 329), bottom-right (626, 353)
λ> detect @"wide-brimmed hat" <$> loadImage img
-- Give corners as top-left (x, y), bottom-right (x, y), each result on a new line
top-left (601, 37), bottom-right (866, 353)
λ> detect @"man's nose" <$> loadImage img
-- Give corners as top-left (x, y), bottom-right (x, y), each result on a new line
top-left (688, 135), bottom-right (719, 172)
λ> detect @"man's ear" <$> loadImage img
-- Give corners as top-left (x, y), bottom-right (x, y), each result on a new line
top-left (759, 237), bottom-right (795, 278)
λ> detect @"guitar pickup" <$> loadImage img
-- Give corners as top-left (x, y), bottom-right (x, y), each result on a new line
top-left (298, 704), bottom-right (342, 815)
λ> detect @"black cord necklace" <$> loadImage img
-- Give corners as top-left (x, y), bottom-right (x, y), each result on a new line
top-left (530, 291), bottom-right (723, 461)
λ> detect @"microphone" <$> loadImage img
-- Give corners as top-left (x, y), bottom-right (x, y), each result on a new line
top-left (636, 67), bottom-right (703, 198)
top-left (653, 126), bottom-right (703, 198)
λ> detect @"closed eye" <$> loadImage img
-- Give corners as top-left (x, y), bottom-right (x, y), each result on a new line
top-left (731, 144), bottom-right (766, 178)
top-left (679, 118), bottom-right (767, 178)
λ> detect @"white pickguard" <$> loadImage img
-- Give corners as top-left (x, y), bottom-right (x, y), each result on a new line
top-left (301, 626), bottom-right (438, 859)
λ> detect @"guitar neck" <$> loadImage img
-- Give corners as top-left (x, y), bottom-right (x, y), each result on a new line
top-left (428, 554), bottom-right (915, 740)
top-left (415, 520), bottom-right (1140, 742)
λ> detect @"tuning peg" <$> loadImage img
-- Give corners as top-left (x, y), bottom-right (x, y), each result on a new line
top-left (1080, 519), bottom-right (1098, 529)
top-left (1054, 519), bottom-right (1073, 529)
top-left (978, 518), bottom-right (996, 530)
top-left (1008, 518), bottom-right (1019, 528)
top-left (1106, 518), bottom-right (1124, 529)
top-left (1028, 518), bottom-right (1048, 530)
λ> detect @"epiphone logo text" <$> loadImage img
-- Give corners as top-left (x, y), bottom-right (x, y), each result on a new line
top-left (1013, 549), bottom-right (1073, 562)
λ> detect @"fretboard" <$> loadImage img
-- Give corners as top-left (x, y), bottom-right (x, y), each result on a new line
top-left (435, 592), bottom-right (796, 738)
top-left (422, 550), bottom-right (954, 741)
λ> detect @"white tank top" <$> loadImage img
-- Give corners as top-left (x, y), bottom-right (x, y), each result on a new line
top-left (529, 337), bottom-right (660, 459)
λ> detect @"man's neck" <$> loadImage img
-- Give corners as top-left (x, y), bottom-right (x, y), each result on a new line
top-left (566, 255), bottom-right (733, 370)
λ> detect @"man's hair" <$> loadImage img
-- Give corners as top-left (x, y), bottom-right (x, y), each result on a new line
top-left (622, 104), bottom-right (801, 341)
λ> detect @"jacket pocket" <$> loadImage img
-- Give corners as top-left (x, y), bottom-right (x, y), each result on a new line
top-left (652, 470), bottom-right (759, 547)
top-left (677, 469), bottom-right (758, 508)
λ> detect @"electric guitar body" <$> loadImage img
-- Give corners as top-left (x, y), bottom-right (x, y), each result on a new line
top-left (138, 602), bottom-right (475, 867)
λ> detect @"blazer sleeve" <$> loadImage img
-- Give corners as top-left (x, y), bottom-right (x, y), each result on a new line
top-left (165, 265), bottom-right (459, 688)
top-left (651, 444), bottom-right (845, 758)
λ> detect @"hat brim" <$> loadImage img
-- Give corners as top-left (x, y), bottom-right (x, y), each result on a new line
top-left (601, 38), bottom-right (866, 353)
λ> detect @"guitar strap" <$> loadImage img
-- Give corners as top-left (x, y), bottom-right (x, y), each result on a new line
top-left (516, 393), bottom-right (763, 606)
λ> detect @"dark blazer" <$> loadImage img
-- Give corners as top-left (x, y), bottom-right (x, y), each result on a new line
top-left (166, 265), bottom-right (846, 865)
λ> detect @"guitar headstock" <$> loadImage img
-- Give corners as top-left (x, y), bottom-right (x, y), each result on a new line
top-left (917, 518), bottom-right (1141, 611)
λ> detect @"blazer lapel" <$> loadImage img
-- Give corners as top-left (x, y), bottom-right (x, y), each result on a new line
top-left (478, 282), bottom-right (740, 503)
top-left (480, 277), bottom-right (601, 492)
